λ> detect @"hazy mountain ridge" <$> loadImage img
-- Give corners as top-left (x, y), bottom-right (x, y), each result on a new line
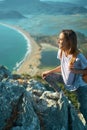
top-left (0, 0), bottom-right (87, 16)
top-left (0, 10), bottom-right (26, 19)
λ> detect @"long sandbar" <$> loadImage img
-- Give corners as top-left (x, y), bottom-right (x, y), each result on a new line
top-left (14, 26), bottom-right (41, 76)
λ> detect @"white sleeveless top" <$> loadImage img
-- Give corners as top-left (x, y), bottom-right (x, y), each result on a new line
top-left (57, 49), bottom-right (87, 91)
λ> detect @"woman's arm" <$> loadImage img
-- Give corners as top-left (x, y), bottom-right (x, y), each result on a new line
top-left (69, 67), bottom-right (87, 75)
top-left (42, 65), bottom-right (61, 79)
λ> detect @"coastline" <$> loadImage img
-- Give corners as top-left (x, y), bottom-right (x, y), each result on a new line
top-left (0, 23), bottom-right (41, 76)
top-left (0, 23), bottom-right (59, 76)
top-left (14, 26), bottom-right (41, 76)
top-left (14, 28), bottom-right (58, 76)
top-left (10, 26), bottom-right (58, 76)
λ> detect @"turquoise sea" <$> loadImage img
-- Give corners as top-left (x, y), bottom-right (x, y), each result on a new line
top-left (0, 24), bottom-right (30, 71)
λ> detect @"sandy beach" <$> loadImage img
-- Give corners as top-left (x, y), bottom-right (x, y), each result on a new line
top-left (13, 27), bottom-right (58, 76)
top-left (13, 26), bottom-right (42, 76)
top-left (14, 28), bottom-right (58, 76)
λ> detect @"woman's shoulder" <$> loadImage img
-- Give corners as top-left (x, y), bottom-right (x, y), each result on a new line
top-left (77, 52), bottom-right (87, 59)
top-left (76, 52), bottom-right (87, 68)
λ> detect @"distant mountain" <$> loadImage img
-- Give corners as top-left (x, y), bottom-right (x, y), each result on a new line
top-left (0, 10), bottom-right (26, 19)
top-left (0, 0), bottom-right (87, 15)
top-left (38, 1), bottom-right (87, 15)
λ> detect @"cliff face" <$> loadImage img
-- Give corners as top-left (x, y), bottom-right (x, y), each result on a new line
top-left (0, 65), bottom-right (86, 130)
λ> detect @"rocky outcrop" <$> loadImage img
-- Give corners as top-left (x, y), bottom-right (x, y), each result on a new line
top-left (0, 65), bottom-right (87, 130)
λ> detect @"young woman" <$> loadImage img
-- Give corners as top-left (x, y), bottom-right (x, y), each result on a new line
top-left (42, 29), bottom-right (87, 123)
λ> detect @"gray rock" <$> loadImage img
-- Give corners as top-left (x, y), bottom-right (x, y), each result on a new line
top-left (0, 66), bottom-right (86, 130)
top-left (0, 81), bottom-right (40, 130)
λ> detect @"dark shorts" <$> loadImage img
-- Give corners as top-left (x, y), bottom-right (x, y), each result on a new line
top-left (44, 73), bottom-right (64, 92)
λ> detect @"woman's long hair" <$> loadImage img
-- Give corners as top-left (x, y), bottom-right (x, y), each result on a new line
top-left (60, 29), bottom-right (80, 65)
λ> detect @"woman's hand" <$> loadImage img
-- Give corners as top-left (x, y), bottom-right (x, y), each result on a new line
top-left (42, 71), bottom-right (51, 79)
top-left (42, 65), bottom-right (61, 79)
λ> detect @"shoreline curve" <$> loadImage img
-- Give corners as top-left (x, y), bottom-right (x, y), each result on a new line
top-left (0, 23), bottom-right (41, 76)
top-left (14, 26), bottom-right (41, 76)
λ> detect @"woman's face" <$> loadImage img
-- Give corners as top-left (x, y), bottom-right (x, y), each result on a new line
top-left (57, 32), bottom-right (69, 50)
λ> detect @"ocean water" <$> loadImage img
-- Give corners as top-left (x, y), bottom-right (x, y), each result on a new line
top-left (0, 24), bottom-right (30, 71)
top-left (40, 49), bottom-right (59, 68)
